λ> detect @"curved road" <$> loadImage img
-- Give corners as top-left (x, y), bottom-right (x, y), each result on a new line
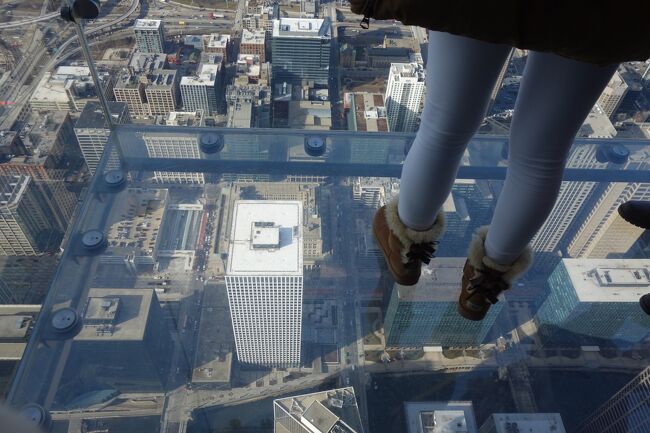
top-left (0, 11), bottom-right (59, 29)
top-left (0, 0), bottom-right (140, 125)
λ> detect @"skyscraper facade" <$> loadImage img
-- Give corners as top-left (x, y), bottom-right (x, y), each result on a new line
top-left (180, 64), bottom-right (221, 115)
top-left (535, 259), bottom-right (650, 343)
top-left (576, 366), bottom-right (650, 433)
top-left (225, 201), bottom-right (303, 367)
top-left (385, 62), bottom-right (425, 132)
top-left (143, 133), bottom-right (205, 184)
top-left (384, 258), bottom-right (503, 348)
top-left (74, 101), bottom-right (130, 175)
top-left (134, 19), bottom-right (166, 53)
top-left (0, 175), bottom-right (72, 255)
top-left (271, 17), bottom-right (331, 86)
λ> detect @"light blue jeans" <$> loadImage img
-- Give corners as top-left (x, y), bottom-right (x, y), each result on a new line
top-left (398, 31), bottom-right (618, 265)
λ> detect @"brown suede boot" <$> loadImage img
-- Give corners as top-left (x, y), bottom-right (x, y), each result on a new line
top-left (458, 226), bottom-right (533, 321)
top-left (372, 197), bottom-right (445, 286)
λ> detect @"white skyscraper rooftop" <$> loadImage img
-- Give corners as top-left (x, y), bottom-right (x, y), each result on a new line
top-left (226, 201), bottom-right (303, 367)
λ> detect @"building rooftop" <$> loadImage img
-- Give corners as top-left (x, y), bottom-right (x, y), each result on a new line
top-left (165, 111), bottom-right (204, 127)
top-left (274, 387), bottom-right (363, 433)
top-left (146, 69), bottom-right (177, 88)
top-left (134, 19), bottom-right (162, 30)
top-left (272, 17), bottom-right (331, 38)
top-left (405, 402), bottom-right (477, 433)
top-left (75, 101), bottom-right (128, 129)
top-left (205, 33), bottom-right (231, 49)
top-left (227, 200), bottom-right (303, 276)
top-left (0, 174), bottom-right (29, 208)
top-left (129, 52), bottom-right (167, 73)
top-left (242, 28), bottom-right (265, 44)
top-left (30, 66), bottom-right (110, 107)
top-left (181, 63), bottom-right (221, 87)
top-left (488, 413), bottom-right (566, 433)
top-left (288, 100), bottom-right (332, 130)
top-left (115, 72), bottom-right (144, 89)
top-left (395, 258), bottom-right (475, 302)
top-left (579, 106), bottom-right (617, 138)
top-left (348, 93), bottom-right (388, 132)
top-left (0, 315), bottom-right (32, 340)
top-left (77, 288), bottom-right (155, 341)
top-left (562, 259), bottom-right (650, 302)
top-left (389, 62), bottom-right (425, 83)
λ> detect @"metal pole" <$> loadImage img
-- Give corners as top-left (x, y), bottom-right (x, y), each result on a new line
top-left (71, 19), bottom-right (116, 130)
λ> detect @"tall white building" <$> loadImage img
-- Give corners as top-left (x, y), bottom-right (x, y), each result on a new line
top-left (180, 64), bottom-right (221, 115)
top-left (143, 132), bottom-right (205, 184)
top-left (479, 413), bottom-right (566, 433)
top-left (385, 62), bottom-right (425, 132)
top-left (74, 101), bottom-right (130, 175)
top-left (134, 19), bottom-right (165, 53)
top-left (225, 201), bottom-right (303, 367)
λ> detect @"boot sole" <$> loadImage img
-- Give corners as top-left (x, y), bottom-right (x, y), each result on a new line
top-left (372, 214), bottom-right (419, 286)
top-left (457, 301), bottom-right (488, 321)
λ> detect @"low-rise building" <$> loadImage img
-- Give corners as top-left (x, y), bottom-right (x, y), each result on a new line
top-left (30, 66), bottom-right (114, 113)
top-left (240, 29), bottom-right (266, 62)
top-left (203, 33), bottom-right (231, 61)
top-left (274, 388), bottom-right (363, 433)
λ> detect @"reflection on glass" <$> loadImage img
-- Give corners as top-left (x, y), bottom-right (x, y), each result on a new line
top-left (0, 1), bottom-right (648, 433)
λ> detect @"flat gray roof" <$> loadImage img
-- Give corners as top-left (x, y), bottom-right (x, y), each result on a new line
top-left (76, 288), bottom-right (154, 341)
top-left (0, 315), bottom-right (31, 340)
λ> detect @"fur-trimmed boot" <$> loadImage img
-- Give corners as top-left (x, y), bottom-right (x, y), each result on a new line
top-left (458, 226), bottom-right (533, 321)
top-left (372, 196), bottom-right (445, 286)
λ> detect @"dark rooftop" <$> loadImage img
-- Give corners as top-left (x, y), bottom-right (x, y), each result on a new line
top-left (75, 101), bottom-right (128, 129)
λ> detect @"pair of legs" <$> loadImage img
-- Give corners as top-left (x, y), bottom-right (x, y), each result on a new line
top-left (398, 31), bottom-right (618, 265)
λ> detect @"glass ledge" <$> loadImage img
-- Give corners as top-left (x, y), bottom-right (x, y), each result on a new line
top-left (5, 126), bottom-right (650, 433)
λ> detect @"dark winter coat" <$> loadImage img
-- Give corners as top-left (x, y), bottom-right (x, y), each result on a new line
top-left (350, 0), bottom-right (650, 66)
